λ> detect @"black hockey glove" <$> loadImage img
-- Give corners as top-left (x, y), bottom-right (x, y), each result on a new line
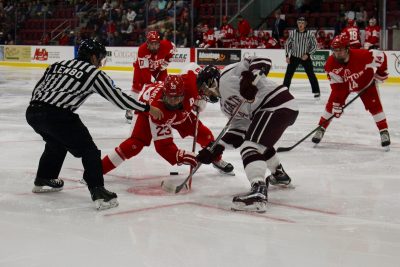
top-left (196, 142), bottom-right (225, 164)
top-left (239, 71), bottom-right (258, 101)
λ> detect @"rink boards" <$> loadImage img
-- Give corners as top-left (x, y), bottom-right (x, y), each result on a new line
top-left (0, 45), bottom-right (399, 83)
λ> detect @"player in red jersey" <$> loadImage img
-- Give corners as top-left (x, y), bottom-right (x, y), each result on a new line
top-left (341, 18), bottom-right (362, 49)
top-left (364, 18), bottom-right (380, 50)
top-left (311, 34), bottom-right (391, 149)
top-left (102, 69), bottom-right (235, 176)
top-left (219, 16), bottom-right (235, 48)
top-left (126, 31), bottom-right (177, 121)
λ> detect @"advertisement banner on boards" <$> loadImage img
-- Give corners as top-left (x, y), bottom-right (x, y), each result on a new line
top-left (0, 45), bottom-right (4, 61)
top-left (169, 48), bottom-right (191, 69)
top-left (4, 46), bottom-right (31, 62)
top-left (105, 46), bottom-right (138, 67)
top-left (31, 46), bottom-right (74, 63)
top-left (387, 51), bottom-right (400, 78)
top-left (297, 50), bottom-right (330, 73)
top-left (197, 49), bottom-right (241, 66)
top-left (241, 49), bottom-right (330, 73)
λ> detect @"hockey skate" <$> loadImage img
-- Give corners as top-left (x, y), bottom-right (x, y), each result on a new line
top-left (267, 164), bottom-right (292, 187)
top-left (380, 130), bottom-right (391, 151)
top-left (32, 178), bottom-right (64, 193)
top-left (232, 181), bottom-right (267, 213)
top-left (312, 127), bottom-right (325, 144)
top-left (89, 186), bottom-right (119, 210)
top-left (314, 93), bottom-right (321, 101)
top-left (212, 159), bottom-right (235, 176)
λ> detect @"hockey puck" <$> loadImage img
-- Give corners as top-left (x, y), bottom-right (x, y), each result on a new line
top-left (169, 171), bottom-right (179, 175)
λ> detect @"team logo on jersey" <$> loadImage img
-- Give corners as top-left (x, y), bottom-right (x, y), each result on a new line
top-left (343, 69), bottom-right (364, 91)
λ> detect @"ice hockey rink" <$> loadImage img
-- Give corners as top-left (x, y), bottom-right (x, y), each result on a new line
top-left (0, 66), bottom-right (399, 267)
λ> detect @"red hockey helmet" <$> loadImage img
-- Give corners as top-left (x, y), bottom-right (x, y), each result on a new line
top-left (163, 75), bottom-right (185, 110)
top-left (146, 31), bottom-right (160, 54)
top-left (331, 34), bottom-right (350, 50)
top-left (146, 31), bottom-right (160, 42)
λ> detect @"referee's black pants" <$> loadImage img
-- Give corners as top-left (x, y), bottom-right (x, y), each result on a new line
top-left (26, 103), bottom-right (104, 189)
top-left (283, 56), bottom-right (320, 95)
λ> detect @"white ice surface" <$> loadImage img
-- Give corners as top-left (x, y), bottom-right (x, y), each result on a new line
top-left (0, 66), bottom-right (399, 267)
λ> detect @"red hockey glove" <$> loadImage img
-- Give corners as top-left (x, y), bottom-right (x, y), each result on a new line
top-left (240, 71), bottom-right (258, 101)
top-left (196, 142), bottom-right (225, 164)
top-left (332, 102), bottom-right (343, 118)
top-left (176, 149), bottom-right (198, 168)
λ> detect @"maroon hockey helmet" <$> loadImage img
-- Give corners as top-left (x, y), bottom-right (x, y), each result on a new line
top-left (331, 34), bottom-right (350, 50)
top-left (163, 75), bottom-right (185, 110)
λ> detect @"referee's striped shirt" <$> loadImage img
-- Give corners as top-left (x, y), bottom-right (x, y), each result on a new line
top-left (285, 29), bottom-right (317, 58)
top-left (30, 59), bottom-right (149, 112)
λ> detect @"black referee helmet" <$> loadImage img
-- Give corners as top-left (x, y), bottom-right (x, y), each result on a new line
top-left (77, 39), bottom-right (107, 63)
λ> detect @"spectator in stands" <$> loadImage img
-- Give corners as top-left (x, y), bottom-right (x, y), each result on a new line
top-left (134, 7), bottom-right (145, 29)
top-left (279, 29), bottom-right (289, 48)
top-left (0, 32), bottom-right (5, 45)
top-left (58, 30), bottom-right (70, 45)
top-left (237, 14), bottom-right (251, 38)
top-left (334, 14), bottom-right (346, 36)
top-left (4, 33), bottom-right (13, 44)
top-left (271, 9), bottom-right (286, 41)
top-left (176, 31), bottom-right (187, 47)
top-left (126, 8), bottom-right (136, 23)
top-left (102, 0), bottom-right (112, 12)
top-left (39, 33), bottom-right (50, 45)
top-left (345, 3), bottom-right (356, 20)
top-left (355, 5), bottom-right (368, 28)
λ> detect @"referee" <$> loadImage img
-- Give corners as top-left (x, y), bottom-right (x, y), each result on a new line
top-left (26, 39), bottom-right (163, 210)
top-left (283, 17), bottom-right (321, 99)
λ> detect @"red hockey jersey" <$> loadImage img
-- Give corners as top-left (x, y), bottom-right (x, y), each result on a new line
top-left (364, 25), bottom-right (380, 48)
top-left (136, 72), bottom-right (199, 163)
top-left (325, 49), bottom-right (388, 104)
top-left (132, 40), bottom-right (176, 93)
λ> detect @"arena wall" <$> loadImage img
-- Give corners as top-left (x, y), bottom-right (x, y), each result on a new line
top-left (0, 45), bottom-right (399, 83)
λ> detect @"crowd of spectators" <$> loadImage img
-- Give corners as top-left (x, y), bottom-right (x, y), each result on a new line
top-left (0, 0), bottom-right (397, 48)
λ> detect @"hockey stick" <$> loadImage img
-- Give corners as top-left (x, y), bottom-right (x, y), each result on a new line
top-left (161, 100), bottom-right (244, 193)
top-left (188, 108), bottom-right (200, 189)
top-left (161, 68), bottom-right (267, 193)
top-left (276, 80), bottom-right (375, 152)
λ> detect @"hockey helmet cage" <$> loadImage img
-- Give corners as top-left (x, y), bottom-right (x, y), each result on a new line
top-left (331, 34), bottom-right (350, 50)
top-left (163, 75), bottom-right (185, 110)
top-left (196, 65), bottom-right (220, 103)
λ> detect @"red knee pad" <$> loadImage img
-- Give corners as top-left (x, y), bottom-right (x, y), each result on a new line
top-left (118, 138), bottom-right (145, 159)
